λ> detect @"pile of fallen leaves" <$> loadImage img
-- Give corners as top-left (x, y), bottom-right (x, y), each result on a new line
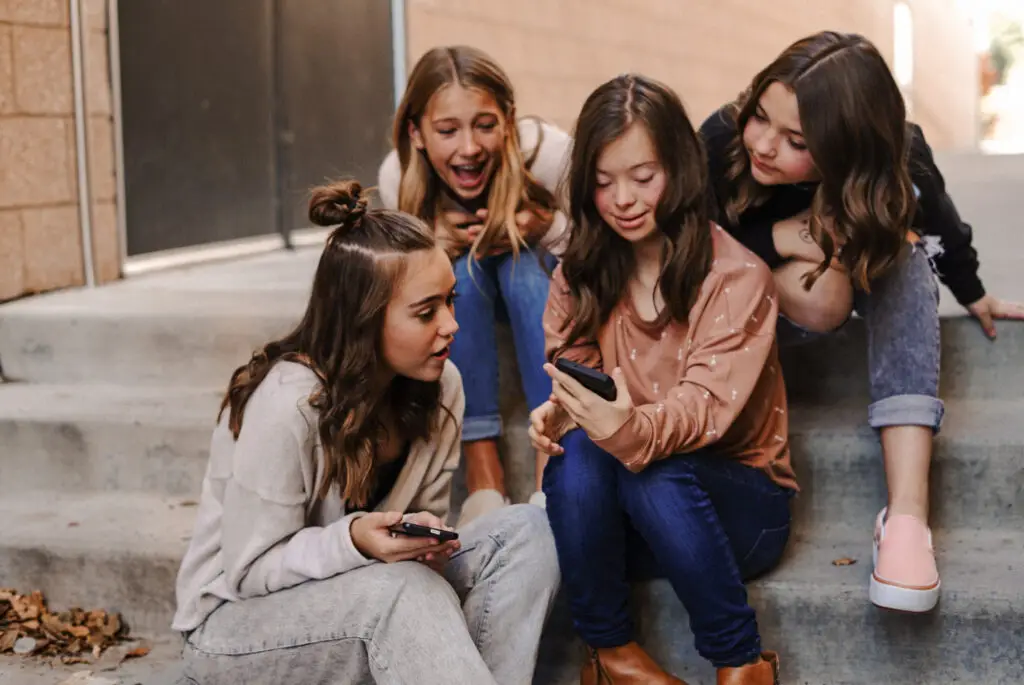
top-left (0, 589), bottom-right (147, 665)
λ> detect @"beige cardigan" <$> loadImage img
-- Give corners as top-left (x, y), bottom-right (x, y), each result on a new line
top-left (377, 117), bottom-right (573, 254)
top-left (172, 360), bottom-right (464, 632)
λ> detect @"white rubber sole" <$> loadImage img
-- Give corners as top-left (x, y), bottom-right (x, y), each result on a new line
top-left (870, 541), bottom-right (940, 613)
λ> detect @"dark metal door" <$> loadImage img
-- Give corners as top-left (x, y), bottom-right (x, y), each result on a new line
top-left (275, 0), bottom-right (395, 233)
top-left (117, 0), bottom-right (394, 257)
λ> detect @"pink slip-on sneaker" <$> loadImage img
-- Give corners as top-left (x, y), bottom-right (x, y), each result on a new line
top-left (870, 508), bottom-right (940, 612)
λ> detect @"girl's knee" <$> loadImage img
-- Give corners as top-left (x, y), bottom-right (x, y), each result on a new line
top-left (774, 261), bottom-right (853, 334)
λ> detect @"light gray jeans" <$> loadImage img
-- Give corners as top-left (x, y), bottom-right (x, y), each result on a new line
top-left (180, 504), bottom-right (560, 685)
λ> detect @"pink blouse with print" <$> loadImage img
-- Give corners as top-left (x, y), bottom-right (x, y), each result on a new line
top-left (544, 225), bottom-right (798, 491)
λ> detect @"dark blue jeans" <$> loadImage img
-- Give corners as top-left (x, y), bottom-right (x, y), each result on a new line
top-left (451, 250), bottom-right (556, 441)
top-left (543, 429), bottom-right (792, 668)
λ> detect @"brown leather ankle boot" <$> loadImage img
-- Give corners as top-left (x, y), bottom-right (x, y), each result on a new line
top-left (716, 651), bottom-right (779, 685)
top-left (580, 642), bottom-right (689, 685)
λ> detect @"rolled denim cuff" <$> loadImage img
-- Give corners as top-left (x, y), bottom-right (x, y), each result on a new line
top-left (868, 394), bottom-right (944, 433)
top-left (462, 414), bottom-right (503, 442)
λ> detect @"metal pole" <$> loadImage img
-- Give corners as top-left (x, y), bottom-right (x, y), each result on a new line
top-left (70, 0), bottom-right (96, 287)
top-left (390, 0), bottom-right (407, 110)
top-left (108, 0), bottom-right (129, 272)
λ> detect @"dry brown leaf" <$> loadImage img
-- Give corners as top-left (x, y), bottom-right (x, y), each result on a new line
top-left (99, 614), bottom-right (121, 638)
top-left (178, 499), bottom-right (199, 507)
top-left (0, 590), bottom-right (132, 662)
top-left (831, 557), bottom-right (857, 567)
top-left (126, 644), bottom-right (151, 659)
top-left (0, 630), bottom-right (19, 652)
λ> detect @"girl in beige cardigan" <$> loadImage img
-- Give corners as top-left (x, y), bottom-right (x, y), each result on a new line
top-left (173, 181), bottom-right (559, 685)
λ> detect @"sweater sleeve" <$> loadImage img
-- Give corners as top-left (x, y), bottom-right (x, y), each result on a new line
top-left (543, 264), bottom-right (603, 368)
top-left (220, 383), bottom-right (373, 599)
top-left (377, 149), bottom-right (402, 211)
top-left (408, 362), bottom-right (465, 522)
top-left (907, 124), bottom-right (985, 305)
top-left (595, 260), bottom-right (778, 471)
top-left (520, 117), bottom-right (573, 254)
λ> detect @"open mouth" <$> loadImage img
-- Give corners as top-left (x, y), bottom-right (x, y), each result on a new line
top-left (450, 162), bottom-right (487, 191)
top-left (431, 346), bottom-right (451, 360)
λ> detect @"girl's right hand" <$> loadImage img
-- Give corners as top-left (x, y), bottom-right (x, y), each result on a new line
top-left (528, 400), bottom-right (576, 456)
top-left (350, 511), bottom-right (453, 563)
top-left (437, 210), bottom-right (483, 259)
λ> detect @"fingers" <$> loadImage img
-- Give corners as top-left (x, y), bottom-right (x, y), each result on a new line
top-left (404, 510), bottom-right (448, 530)
top-left (543, 363), bottom-right (587, 402)
top-left (529, 424), bottom-right (564, 456)
top-left (974, 308), bottom-right (997, 339)
top-left (994, 299), bottom-right (1024, 321)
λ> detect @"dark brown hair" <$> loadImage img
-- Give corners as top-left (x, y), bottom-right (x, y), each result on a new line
top-left (722, 31), bottom-right (916, 290)
top-left (219, 180), bottom-right (446, 506)
top-left (558, 74), bottom-right (712, 350)
top-left (392, 45), bottom-right (556, 260)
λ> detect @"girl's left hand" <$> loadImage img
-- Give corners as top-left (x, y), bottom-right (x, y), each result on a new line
top-left (515, 204), bottom-right (554, 245)
top-left (966, 294), bottom-right (1024, 339)
top-left (543, 363), bottom-right (634, 441)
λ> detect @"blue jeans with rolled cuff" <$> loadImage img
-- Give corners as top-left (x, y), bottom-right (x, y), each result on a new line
top-left (450, 249), bottom-right (556, 442)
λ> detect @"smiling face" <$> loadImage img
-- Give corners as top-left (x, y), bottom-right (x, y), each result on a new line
top-left (380, 246), bottom-right (459, 382)
top-left (592, 122), bottom-right (667, 246)
top-left (410, 84), bottom-right (507, 201)
top-left (742, 81), bottom-right (818, 185)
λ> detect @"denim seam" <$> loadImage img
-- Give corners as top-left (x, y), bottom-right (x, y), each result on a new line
top-left (738, 523), bottom-right (790, 568)
top-left (188, 634), bottom-right (370, 658)
top-left (471, 529), bottom-right (509, 648)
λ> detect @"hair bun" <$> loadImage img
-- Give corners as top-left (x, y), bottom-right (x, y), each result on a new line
top-left (308, 179), bottom-right (369, 229)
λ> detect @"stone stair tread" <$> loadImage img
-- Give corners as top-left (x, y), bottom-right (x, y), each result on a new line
top-left (0, 382), bottom-right (221, 425)
top-left (0, 489), bottom-right (1017, 606)
top-left (2, 381), bottom-right (1020, 440)
top-left (0, 490), bottom-right (196, 557)
top-left (764, 525), bottom-right (1022, 604)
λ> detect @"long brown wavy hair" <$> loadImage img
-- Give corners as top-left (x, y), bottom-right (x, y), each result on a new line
top-left (218, 180), bottom-right (448, 506)
top-left (557, 74), bottom-right (712, 350)
top-left (392, 45), bottom-right (556, 261)
top-left (721, 31), bottom-right (916, 290)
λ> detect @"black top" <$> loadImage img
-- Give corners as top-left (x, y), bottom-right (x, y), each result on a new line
top-left (699, 106), bottom-right (985, 306)
top-left (346, 444), bottom-right (410, 514)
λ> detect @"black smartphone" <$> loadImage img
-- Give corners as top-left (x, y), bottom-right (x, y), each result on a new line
top-left (554, 358), bottom-right (617, 402)
top-left (389, 521), bottom-right (459, 542)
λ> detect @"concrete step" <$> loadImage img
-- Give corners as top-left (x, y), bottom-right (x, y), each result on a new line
top-left (537, 526), bottom-right (1024, 685)
top-left (779, 317), bottom-right (1024, 402)
top-left (0, 383), bottom-right (220, 497)
top-left (2, 380), bottom-right (1020, 528)
top-left (2, 244), bottom-right (1022, 396)
top-left (0, 491), bottom-right (1018, 684)
top-left (0, 491), bottom-right (192, 636)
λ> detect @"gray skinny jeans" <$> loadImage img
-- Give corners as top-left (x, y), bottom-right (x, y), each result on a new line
top-left (180, 504), bottom-right (560, 685)
top-left (777, 244), bottom-right (944, 431)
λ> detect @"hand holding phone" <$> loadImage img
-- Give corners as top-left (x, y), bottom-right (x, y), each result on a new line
top-left (389, 521), bottom-right (459, 543)
top-left (545, 359), bottom-right (633, 443)
top-left (350, 511), bottom-right (455, 564)
top-left (554, 358), bottom-right (617, 401)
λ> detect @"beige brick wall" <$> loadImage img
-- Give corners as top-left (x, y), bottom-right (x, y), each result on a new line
top-left (0, 0), bottom-right (118, 302)
top-left (405, 0), bottom-right (975, 150)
